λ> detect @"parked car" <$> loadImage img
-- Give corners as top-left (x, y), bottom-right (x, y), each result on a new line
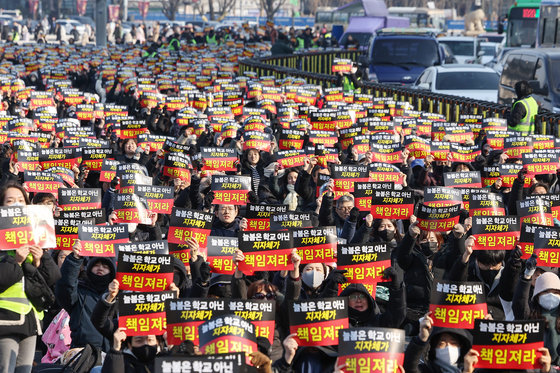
top-left (55, 19), bottom-right (86, 39)
top-left (485, 47), bottom-right (515, 74)
top-left (360, 28), bottom-right (451, 85)
top-left (498, 48), bottom-right (560, 113)
top-left (412, 64), bottom-right (500, 102)
top-left (479, 42), bottom-right (500, 65)
top-left (438, 36), bottom-right (482, 64)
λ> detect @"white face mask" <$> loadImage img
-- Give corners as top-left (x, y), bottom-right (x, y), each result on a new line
top-left (539, 293), bottom-right (560, 310)
top-left (302, 270), bottom-right (324, 289)
top-left (10, 202), bottom-right (25, 207)
top-left (127, 223), bottom-right (138, 233)
top-left (435, 346), bottom-right (460, 366)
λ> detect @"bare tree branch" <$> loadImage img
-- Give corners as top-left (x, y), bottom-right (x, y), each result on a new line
top-left (161, 0), bottom-right (182, 20)
top-left (260, 0), bottom-right (288, 21)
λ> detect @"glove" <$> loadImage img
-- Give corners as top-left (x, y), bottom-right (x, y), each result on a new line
top-left (199, 261), bottom-right (211, 285)
top-left (509, 246), bottom-right (523, 270)
top-left (348, 207), bottom-right (360, 223)
top-left (203, 191), bottom-right (214, 209)
top-left (517, 169), bottom-right (527, 182)
top-left (110, 177), bottom-right (119, 189)
top-left (524, 253), bottom-right (538, 279)
top-left (327, 269), bottom-right (347, 285)
top-left (383, 267), bottom-right (404, 289)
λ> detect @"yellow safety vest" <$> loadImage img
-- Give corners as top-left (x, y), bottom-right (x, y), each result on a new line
top-left (0, 279), bottom-right (32, 316)
top-left (511, 96), bottom-right (538, 135)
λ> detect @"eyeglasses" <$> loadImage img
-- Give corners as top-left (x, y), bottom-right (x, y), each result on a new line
top-left (253, 292), bottom-right (276, 300)
top-left (349, 294), bottom-right (367, 301)
top-left (337, 206), bottom-right (353, 211)
top-left (218, 206), bottom-right (236, 213)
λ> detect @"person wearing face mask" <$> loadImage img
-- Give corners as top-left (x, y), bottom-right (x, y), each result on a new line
top-left (103, 330), bottom-right (163, 373)
top-left (396, 218), bottom-right (441, 335)
top-left (513, 253), bottom-right (560, 320)
top-left (445, 236), bottom-right (509, 320)
top-left (521, 271), bottom-right (560, 365)
top-left (55, 240), bottom-right (116, 353)
top-left (352, 217), bottom-right (402, 252)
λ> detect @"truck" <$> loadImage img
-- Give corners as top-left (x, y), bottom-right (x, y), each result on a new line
top-left (337, 0), bottom-right (409, 48)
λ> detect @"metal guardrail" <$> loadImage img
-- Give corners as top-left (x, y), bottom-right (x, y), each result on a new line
top-left (239, 50), bottom-right (560, 137)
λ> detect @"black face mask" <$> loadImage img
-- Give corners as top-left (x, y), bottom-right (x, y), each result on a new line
top-left (378, 229), bottom-right (395, 242)
top-left (420, 241), bottom-right (439, 257)
top-left (86, 272), bottom-right (113, 294)
top-left (479, 268), bottom-right (499, 285)
top-left (131, 345), bottom-right (157, 363)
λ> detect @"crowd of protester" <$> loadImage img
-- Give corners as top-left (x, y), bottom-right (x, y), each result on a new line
top-left (0, 23), bottom-right (558, 373)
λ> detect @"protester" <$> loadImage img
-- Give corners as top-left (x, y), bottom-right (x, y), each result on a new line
top-left (0, 24), bottom-right (558, 373)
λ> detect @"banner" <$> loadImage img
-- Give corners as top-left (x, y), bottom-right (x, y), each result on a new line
top-left (58, 188), bottom-right (102, 211)
top-left (472, 320), bottom-right (544, 370)
top-left (337, 327), bottom-right (405, 373)
top-left (353, 182), bottom-right (394, 212)
top-left (423, 186), bottom-right (463, 207)
top-left (207, 236), bottom-right (237, 275)
top-left (0, 205), bottom-right (56, 250)
top-left (245, 204), bottom-right (288, 231)
top-left (270, 212), bottom-right (313, 230)
top-left (429, 281), bottom-right (487, 329)
top-left (517, 199), bottom-right (553, 226)
top-left (472, 216), bottom-right (519, 251)
top-left (534, 226), bottom-right (560, 267)
top-left (211, 175), bottom-right (251, 206)
top-left (238, 231), bottom-right (293, 274)
top-left (289, 298), bottom-right (348, 347)
top-left (81, 148), bottom-right (113, 171)
top-left (519, 223), bottom-right (546, 259)
top-left (469, 193), bottom-right (505, 216)
top-left (443, 171), bottom-right (482, 189)
top-left (99, 159), bottom-right (120, 182)
top-left (292, 227), bottom-right (337, 264)
top-left (163, 152), bottom-right (191, 183)
top-left (198, 147), bottom-right (237, 172)
top-left (112, 194), bottom-right (151, 224)
top-left (417, 203), bottom-right (461, 232)
top-left (116, 251), bottom-right (174, 292)
top-left (370, 189), bottom-right (414, 220)
top-left (337, 243), bottom-right (391, 284)
top-left (118, 291), bottom-right (175, 336)
top-left (166, 298), bottom-right (227, 346)
top-left (199, 315), bottom-right (258, 363)
top-left (154, 354), bottom-right (246, 373)
top-left (168, 208), bottom-right (213, 248)
top-left (115, 240), bottom-right (169, 255)
top-left (55, 215), bottom-right (95, 250)
top-left (77, 224), bottom-right (129, 257)
top-left (23, 171), bottom-right (65, 194)
top-left (132, 185), bottom-right (174, 214)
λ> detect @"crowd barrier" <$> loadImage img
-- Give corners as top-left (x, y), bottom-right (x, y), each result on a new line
top-left (239, 50), bottom-right (560, 137)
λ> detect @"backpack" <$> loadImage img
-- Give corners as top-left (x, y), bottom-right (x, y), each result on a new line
top-left (33, 344), bottom-right (101, 373)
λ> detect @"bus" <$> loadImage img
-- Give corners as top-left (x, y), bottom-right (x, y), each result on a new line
top-left (537, 0), bottom-right (560, 46)
top-left (504, 0), bottom-right (541, 47)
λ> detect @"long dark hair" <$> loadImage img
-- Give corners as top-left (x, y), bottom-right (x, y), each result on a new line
top-left (0, 182), bottom-right (30, 206)
top-left (372, 218), bottom-right (402, 242)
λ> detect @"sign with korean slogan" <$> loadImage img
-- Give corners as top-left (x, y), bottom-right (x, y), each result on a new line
top-left (337, 243), bottom-right (391, 284)
top-left (472, 216), bottom-right (520, 251)
top-left (118, 291), bottom-right (175, 336)
top-left (0, 205), bottom-right (56, 250)
top-left (199, 315), bottom-right (258, 365)
top-left (77, 224), bottom-right (129, 257)
top-left (116, 252), bottom-right (174, 292)
top-left (166, 298), bottom-right (227, 346)
top-left (289, 298), bottom-right (349, 347)
top-left (472, 320), bottom-right (544, 370)
top-left (337, 327), bottom-right (405, 373)
top-left (429, 281), bottom-right (487, 329)
top-left (238, 231), bottom-right (293, 274)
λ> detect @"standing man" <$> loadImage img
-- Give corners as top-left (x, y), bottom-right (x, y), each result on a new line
top-left (508, 80), bottom-right (539, 135)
